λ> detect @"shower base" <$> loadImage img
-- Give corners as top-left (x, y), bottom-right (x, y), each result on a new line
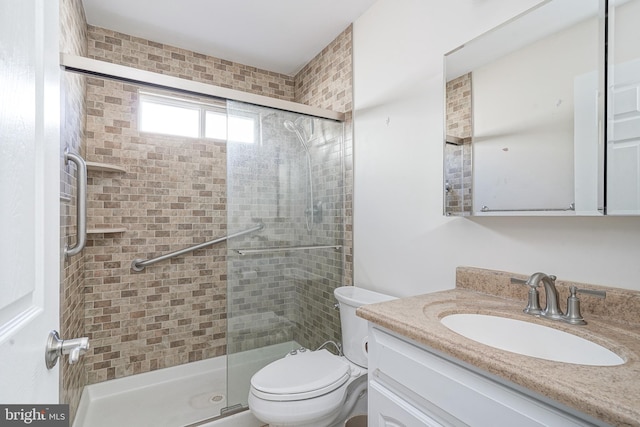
top-left (73, 342), bottom-right (297, 427)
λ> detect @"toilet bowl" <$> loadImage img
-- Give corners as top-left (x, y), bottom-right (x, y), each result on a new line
top-left (248, 286), bottom-right (395, 427)
top-left (248, 349), bottom-right (363, 426)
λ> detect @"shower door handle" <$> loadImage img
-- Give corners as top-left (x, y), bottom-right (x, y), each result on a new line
top-left (64, 149), bottom-right (87, 258)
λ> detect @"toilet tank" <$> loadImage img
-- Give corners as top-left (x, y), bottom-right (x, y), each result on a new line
top-left (334, 286), bottom-right (396, 368)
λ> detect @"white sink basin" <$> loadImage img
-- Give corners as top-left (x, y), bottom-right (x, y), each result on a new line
top-left (440, 314), bottom-right (624, 366)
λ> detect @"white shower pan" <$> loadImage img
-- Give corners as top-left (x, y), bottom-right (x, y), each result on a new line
top-left (73, 342), bottom-right (296, 427)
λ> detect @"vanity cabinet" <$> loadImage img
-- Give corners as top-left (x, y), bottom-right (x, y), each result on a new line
top-left (367, 325), bottom-right (609, 427)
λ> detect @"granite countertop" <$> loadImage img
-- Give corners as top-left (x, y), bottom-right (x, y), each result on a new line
top-left (357, 288), bottom-right (640, 426)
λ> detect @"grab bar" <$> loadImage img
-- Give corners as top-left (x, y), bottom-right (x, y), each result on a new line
top-left (64, 149), bottom-right (87, 259)
top-left (234, 245), bottom-right (342, 255)
top-left (131, 223), bottom-right (264, 272)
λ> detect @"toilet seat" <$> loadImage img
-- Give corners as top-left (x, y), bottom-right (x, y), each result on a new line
top-left (250, 349), bottom-right (351, 401)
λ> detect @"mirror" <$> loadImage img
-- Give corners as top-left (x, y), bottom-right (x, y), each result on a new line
top-left (444, 0), bottom-right (604, 216)
top-left (607, 0), bottom-right (640, 215)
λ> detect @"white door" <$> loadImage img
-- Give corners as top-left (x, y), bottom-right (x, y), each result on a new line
top-left (0, 0), bottom-right (61, 403)
top-left (608, 58), bottom-right (640, 214)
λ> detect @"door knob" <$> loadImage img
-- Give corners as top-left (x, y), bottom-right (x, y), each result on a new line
top-left (45, 330), bottom-right (90, 369)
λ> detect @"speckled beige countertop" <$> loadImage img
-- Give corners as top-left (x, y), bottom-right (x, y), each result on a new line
top-left (357, 267), bottom-right (640, 427)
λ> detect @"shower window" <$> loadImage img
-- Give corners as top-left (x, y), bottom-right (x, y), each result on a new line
top-left (138, 91), bottom-right (203, 138)
top-left (204, 110), bottom-right (227, 140)
top-left (205, 110), bottom-right (257, 144)
top-left (139, 91), bottom-right (257, 143)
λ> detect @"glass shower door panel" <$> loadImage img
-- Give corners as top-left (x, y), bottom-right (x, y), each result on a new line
top-left (225, 100), bottom-right (344, 410)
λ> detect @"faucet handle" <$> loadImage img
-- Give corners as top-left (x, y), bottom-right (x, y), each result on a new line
top-left (563, 286), bottom-right (606, 325)
top-left (510, 277), bottom-right (542, 315)
top-left (575, 287), bottom-right (606, 299)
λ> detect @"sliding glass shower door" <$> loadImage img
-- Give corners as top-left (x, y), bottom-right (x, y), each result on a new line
top-left (225, 100), bottom-right (345, 411)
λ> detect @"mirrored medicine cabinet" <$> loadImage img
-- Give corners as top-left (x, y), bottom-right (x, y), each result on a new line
top-left (444, 0), bottom-right (640, 216)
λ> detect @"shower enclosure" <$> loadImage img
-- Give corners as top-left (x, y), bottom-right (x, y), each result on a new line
top-left (61, 52), bottom-right (346, 424)
top-left (225, 101), bottom-right (345, 412)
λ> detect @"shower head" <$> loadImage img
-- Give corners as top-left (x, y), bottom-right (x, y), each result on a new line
top-left (284, 118), bottom-right (315, 231)
top-left (283, 120), bottom-right (297, 132)
top-left (284, 119), bottom-right (310, 151)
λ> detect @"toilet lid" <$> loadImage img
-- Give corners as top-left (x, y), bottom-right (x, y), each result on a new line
top-left (250, 349), bottom-right (351, 401)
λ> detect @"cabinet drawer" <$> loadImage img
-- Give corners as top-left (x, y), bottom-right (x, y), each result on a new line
top-left (369, 380), bottom-right (449, 427)
top-left (369, 326), bottom-right (601, 427)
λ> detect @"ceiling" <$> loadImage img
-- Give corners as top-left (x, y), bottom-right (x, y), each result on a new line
top-left (82, 0), bottom-right (378, 76)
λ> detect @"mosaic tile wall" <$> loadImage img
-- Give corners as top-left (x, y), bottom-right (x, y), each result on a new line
top-left (225, 107), bottom-right (302, 353)
top-left (294, 25), bottom-right (353, 349)
top-left (446, 73), bottom-right (472, 139)
top-left (445, 73), bottom-right (472, 215)
top-left (83, 79), bottom-right (228, 383)
top-left (59, 0), bottom-right (88, 420)
top-left (291, 119), bottom-right (345, 350)
top-left (84, 28), bottom-right (295, 383)
top-left (225, 106), bottom-right (345, 353)
top-left (86, 27), bottom-right (351, 383)
top-left (87, 26), bottom-right (295, 102)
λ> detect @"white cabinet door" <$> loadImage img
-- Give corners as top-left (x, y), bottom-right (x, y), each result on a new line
top-left (608, 58), bottom-right (640, 214)
top-left (0, 0), bottom-right (60, 403)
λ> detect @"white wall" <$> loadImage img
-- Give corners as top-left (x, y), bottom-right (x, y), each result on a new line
top-left (352, 0), bottom-right (640, 296)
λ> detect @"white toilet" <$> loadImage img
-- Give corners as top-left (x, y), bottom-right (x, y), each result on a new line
top-left (248, 286), bottom-right (395, 427)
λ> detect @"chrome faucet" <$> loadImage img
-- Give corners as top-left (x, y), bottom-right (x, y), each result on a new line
top-left (526, 272), bottom-right (563, 320)
top-left (511, 273), bottom-right (607, 325)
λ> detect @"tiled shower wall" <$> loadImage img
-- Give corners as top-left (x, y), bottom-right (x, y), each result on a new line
top-left (293, 25), bottom-right (353, 348)
top-left (82, 25), bottom-right (353, 383)
top-left (83, 79), bottom-right (230, 383)
top-left (87, 26), bottom-right (295, 101)
top-left (445, 73), bottom-right (472, 215)
top-left (227, 111), bottom-right (296, 354)
top-left (228, 26), bottom-right (353, 353)
top-left (446, 73), bottom-right (472, 139)
top-left (291, 120), bottom-right (346, 350)
top-left (225, 108), bottom-right (345, 353)
top-left (59, 0), bottom-right (87, 420)
top-left (225, 108), bottom-right (310, 353)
